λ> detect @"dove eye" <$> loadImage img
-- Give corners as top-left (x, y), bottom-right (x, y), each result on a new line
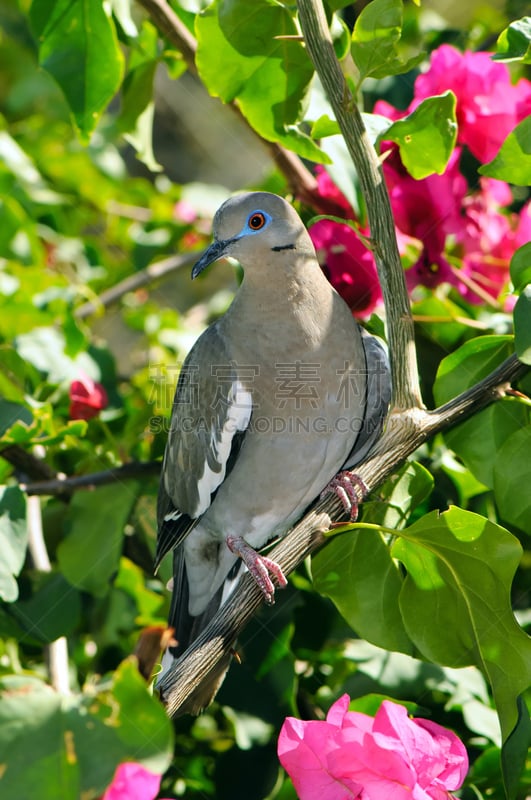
top-left (247, 212), bottom-right (267, 231)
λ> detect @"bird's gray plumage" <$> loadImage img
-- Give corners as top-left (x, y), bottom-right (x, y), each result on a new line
top-left (156, 192), bottom-right (390, 713)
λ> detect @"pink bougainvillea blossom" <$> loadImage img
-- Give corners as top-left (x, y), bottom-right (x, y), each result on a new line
top-left (379, 145), bottom-right (471, 296)
top-left (101, 762), bottom-right (171, 800)
top-left (309, 167), bottom-right (382, 317)
top-left (458, 178), bottom-right (528, 306)
top-left (413, 45), bottom-right (531, 163)
top-left (278, 695), bottom-right (468, 800)
top-left (310, 219), bottom-right (382, 316)
top-left (69, 373), bottom-right (108, 421)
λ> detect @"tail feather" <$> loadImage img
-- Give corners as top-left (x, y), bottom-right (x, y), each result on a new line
top-left (156, 548), bottom-right (241, 716)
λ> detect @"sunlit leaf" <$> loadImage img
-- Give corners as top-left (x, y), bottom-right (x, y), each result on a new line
top-left (492, 16), bottom-right (531, 63)
top-left (382, 92), bottom-right (457, 178)
top-left (350, 0), bottom-right (425, 83)
top-left (195, 0), bottom-right (326, 162)
top-left (479, 116), bottom-right (531, 186)
top-left (29, 0), bottom-right (124, 140)
top-left (391, 506), bottom-right (531, 792)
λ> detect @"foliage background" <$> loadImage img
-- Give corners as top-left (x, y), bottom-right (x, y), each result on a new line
top-left (0, 0), bottom-right (530, 799)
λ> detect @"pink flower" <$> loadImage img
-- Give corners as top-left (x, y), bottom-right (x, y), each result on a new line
top-left (379, 146), bottom-right (471, 296)
top-left (310, 220), bottom-right (382, 316)
top-left (278, 695), bottom-right (468, 800)
top-left (458, 179), bottom-right (530, 305)
top-left (310, 168), bottom-right (382, 317)
top-left (413, 45), bottom-right (531, 163)
top-left (102, 762), bottom-right (171, 800)
top-left (69, 373), bottom-right (108, 421)
top-left (173, 199), bottom-right (197, 224)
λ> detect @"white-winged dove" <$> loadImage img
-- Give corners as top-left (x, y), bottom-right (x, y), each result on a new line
top-left (156, 192), bottom-right (390, 713)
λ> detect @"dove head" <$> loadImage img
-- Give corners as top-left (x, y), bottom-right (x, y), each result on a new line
top-left (191, 192), bottom-right (313, 279)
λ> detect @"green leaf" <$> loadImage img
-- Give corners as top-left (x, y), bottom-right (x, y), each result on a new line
top-left (382, 92), bottom-right (457, 178)
top-left (0, 662), bottom-right (173, 799)
top-left (510, 241), bottom-right (531, 293)
top-left (0, 346), bottom-right (40, 403)
top-left (350, 0), bottom-right (425, 83)
top-left (494, 426), bottom-right (531, 535)
top-left (0, 675), bottom-right (78, 799)
top-left (195, 0), bottom-right (326, 163)
top-left (0, 486), bottom-right (27, 603)
top-left (434, 336), bottom-right (515, 406)
top-left (11, 572), bottom-right (82, 643)
top-left (433, 336), bottom-right (529, 487)
top-left (391, 507), bottom-right (531, 784)
top-left (312, 526), bottom-right (414, 655)
top-left (57, 482), bottom-right (139, 596)
top-left (0, 400), bottom-right (33, 438)
top-left (362, 460), bottom-right (434, 530)
top-left (513, 287), bottom-right (531, 364)
top-left (29, 0), bottom-right (125, 141)
top-left (479, 115), bottom-right (531, 186)
top-left (81, 659), bottom-right (173, 775)
top-left (492, 16), bottom-right (531, 63)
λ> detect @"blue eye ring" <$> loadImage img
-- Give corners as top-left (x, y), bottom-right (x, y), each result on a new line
top-left (246, 210), bottom-right (269, 232)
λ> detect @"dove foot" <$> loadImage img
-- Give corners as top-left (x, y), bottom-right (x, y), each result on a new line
top-left (226, 534), bottom-right (287, 604)
top-left (321, 471), bottom-right (368, 521)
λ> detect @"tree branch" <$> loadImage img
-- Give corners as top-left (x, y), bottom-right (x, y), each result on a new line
top-left (157, 353), bottom-right (528, 715)
top-left (0, 445), bottom-right (57, 483)
top-left (135, 0), bottom-right (337, 210)
top-left (22, 460), bottom-right (160, 497)
top-left (75, 252), bottom-right (200, 319)
top-left (297, 0), bottom-right (422, 411)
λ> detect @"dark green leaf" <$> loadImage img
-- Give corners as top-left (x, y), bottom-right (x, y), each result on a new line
top-left (57, 482), bottom-right (139, 596)
top-left (391, 507), bottom-right (531, 759)
top-left (312, 526), bottom-right (414, 654)
top-left (11, 572), bottom-right (82, 643)
top-left (382, 92), bottom-right (457, 178)
top-left (195, 0), bottom-right (326, 162)
top-left (479, 115), bottom-right (531, 186)
top-left (350, 0), bottom-right (425, 83)
top-left (494, 426), bottom-right (531, 535)
top-left (513, 287), bottom-right (531, 364)
top-left (29, 0), bottom-right (124, 140)
top-left (510, 242), bottom-right (531, 293)
top-left (492, 16), bottom-right (531, 63)
top-left (0, 486), bottom-right (27, 603)
top-left (0, 400), bottom-right (33, 438)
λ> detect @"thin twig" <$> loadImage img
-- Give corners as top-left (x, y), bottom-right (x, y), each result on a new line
top-left (75, 252), bottom-right (200, 319)
top-left (157, 353), bottom-right (528, 715)
top-left (297, 0), bottom-right (422, 411)
top-left (0, 445), bottom-right (57, 482)
top-left (22, 460), bottom-right (161, 497)
top-left (26, 495), bottom-right (71, 695)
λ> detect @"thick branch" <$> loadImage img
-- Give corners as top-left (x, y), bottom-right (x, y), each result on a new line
top-left (297, 0), bottom-right (422, 411)
top-left (157, 353), bottom-right (528, 714)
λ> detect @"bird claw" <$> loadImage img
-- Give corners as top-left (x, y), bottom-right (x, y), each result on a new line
top-left (226, 534), bottom-right (287, 604)
top-left (321, 471), bottom-right (368, 521)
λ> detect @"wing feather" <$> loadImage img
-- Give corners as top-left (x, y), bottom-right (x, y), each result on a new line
top-left (155, 325), bottom-right (252, 569)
